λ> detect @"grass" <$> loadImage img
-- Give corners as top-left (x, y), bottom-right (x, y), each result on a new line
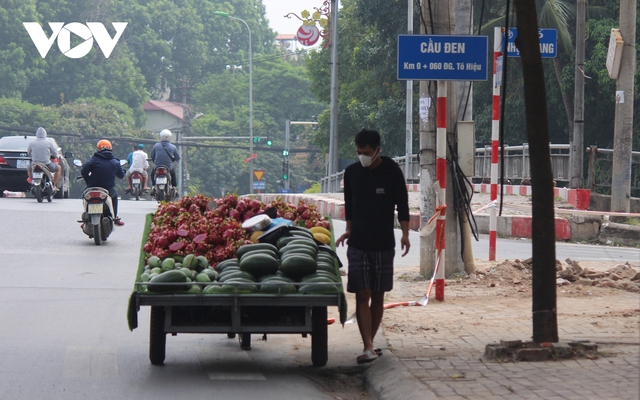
top-left (619, 217), bottom-right (640, 226)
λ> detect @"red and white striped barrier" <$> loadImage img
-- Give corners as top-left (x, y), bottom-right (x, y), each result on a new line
top-left (489, 27), bottom-right (502, 262)
top-left (435, 81), bottom-right (447, 301)
top-left (472, 184), bottom-right (591, 210)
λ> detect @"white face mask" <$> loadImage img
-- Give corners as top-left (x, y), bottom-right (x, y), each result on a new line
top-left (358, 148), bottom-right (379, 167)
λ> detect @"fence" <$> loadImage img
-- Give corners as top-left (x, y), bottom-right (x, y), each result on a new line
top-left (320, 144), bottom-right (639, 195)
top-left (586, 146), bottom-right (640, 198)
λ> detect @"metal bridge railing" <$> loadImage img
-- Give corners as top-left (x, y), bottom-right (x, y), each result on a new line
top-left (320, 144), bottom-right (639, 194)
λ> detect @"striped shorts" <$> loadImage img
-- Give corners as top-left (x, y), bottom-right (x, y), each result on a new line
top-left (346, 247), bottom-right (395, 293)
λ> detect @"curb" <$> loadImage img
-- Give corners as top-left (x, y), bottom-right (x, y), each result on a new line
top-left (472, 184), bottom-right (591, 210)
top-left (473, 214), bottom-right (572, 240)
top-left (364, 351), bottom-right (437, 400)
top-left (251, 193), bottom-right (576, 240)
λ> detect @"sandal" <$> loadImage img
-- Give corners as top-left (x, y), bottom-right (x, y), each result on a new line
top-left (356, 349), bottom-right (378, 364)
top-left (374, 348), bottom-right (383, 357)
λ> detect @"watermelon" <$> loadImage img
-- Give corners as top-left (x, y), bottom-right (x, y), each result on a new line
top-left (279, 255), bottom-right (317, 280)
top-left (239, 253), bottom-right (279, 278)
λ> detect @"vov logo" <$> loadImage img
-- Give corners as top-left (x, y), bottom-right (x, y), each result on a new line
top-left (23, 22), bottom-right (128, 59)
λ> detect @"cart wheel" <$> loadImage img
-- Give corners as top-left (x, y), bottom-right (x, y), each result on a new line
top-left (311, 307), bottom-right (328, 367)
top-left (239, 333), bottom-right (251, 350)
top-left (227, 333), bottom-right (236, 339)
top-left (149, 306), bottom-right (166, 365)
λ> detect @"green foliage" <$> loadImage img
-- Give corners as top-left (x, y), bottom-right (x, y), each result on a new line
top-left (190, 55), bottom-right (324, 195)
top-left (304, 182), bottom-right (321, 193)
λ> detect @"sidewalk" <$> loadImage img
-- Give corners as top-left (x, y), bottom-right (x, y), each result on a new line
top-left (252, 191), bottom-right (639, 399)
top-left (361, 265), bottom-right (640, 400)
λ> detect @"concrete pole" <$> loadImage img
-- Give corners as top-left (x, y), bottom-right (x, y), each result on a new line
top-left (419, 0), bottom-right (455, 277)
top-left (328, 0), bottom-right (339, 191)
top-left (285, 120), bottom-right (291, 191)
top-left (405, 0), bottom-right (414, 179)
top-left (418, 0), bottom-right (436, 277)
top-left (611, 0), bottom-right (636, 213)
top-left (570, 0), bottom-right (586, 189)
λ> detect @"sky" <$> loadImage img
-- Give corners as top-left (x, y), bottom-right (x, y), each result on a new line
top-left (262, 0), bottom-right (329, 35)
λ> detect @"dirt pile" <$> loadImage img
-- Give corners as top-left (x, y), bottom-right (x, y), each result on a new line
top-left (457, 259), bottom-right (640, 293)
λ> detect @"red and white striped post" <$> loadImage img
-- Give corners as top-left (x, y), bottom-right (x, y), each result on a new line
top-left (489, 27), bottom-right (503, 261)
top-left (435, 80), bottom-right (447, 301)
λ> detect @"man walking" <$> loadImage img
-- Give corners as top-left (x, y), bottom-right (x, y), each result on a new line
top-left (336, 129), bottom-right (410, 364)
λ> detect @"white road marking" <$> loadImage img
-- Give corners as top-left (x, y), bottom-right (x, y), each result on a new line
top-left (196, 345), bottom-right (266, 381)
top-left (63, 346), bottom-right (119, 378)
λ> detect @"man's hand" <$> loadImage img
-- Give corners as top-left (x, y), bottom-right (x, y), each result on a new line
top-left (400, 234), bottom-right (410, 257)
top-left (336, 231), bottom-right (349, 247)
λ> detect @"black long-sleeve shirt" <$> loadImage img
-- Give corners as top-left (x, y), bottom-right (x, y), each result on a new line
top-left (343, 156), bottom-right (410, 251)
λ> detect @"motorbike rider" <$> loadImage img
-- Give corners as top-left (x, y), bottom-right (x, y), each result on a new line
top-left (125, 143), bottom-right (150, 193)
top-left (150, 129), bottom-right (180, 193)
top-left (27, 127), bottom-right (61, 189)
top-left (81, 140), bottom-right (126, 226)
top-left (126, 143), bottom-right (137, 167)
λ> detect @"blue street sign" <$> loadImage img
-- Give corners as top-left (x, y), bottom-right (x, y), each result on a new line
top-left (505, 28), bottom-right (557, 58)
top-left (397, 34), bottom-right (489, 81)
top-left (279, 188), bottom-right (291, 194)
top-left (253, 181), bottom-right (266, 190)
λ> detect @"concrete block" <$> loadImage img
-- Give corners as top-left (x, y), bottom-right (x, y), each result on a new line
top-left (551, 342), bottom-right (574, 359)
top-left (599, 222), bottom-right (640, 246)
top-left (568, 215), bottom-right (601, 241)
top-left (569, 341), bottom-right (598, 351)
top-left (515, 348), bottom-right (551, 362)
top-left (500, 339), bottom-right (523, 349)
top-left (484, 343), bottom-right (509, 360)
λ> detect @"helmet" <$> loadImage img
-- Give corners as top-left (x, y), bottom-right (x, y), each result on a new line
top-left (138, 143), bottom-right (145, 150)
top-left (97, 139), bottom-right (112, 150)
top-left (159, 129), bottom-right (172, 141)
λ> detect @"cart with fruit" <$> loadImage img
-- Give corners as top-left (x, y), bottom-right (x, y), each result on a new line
top-left (127, 195), bottom-right (347, 367)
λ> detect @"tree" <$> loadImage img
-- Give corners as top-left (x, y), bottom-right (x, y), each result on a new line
top-left (189, 56), bottom-right (324, 194)
top-left (307, 0), bottom-right (419, 161)
top-left (514, 0), bottom-right (558, 343)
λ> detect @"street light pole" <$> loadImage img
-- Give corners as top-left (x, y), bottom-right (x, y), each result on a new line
top-left (215, 11), bottom-right (253, 194)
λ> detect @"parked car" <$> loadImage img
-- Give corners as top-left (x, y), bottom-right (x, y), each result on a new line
top-left (0, 135), bottom-right (71, 198)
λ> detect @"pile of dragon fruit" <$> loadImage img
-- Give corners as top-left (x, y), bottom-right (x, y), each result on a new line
top-left (143, 194), bottom-right (331, 266)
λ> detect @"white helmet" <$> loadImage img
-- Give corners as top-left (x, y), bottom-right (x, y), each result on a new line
top-left (159, 129), bottom-right (172, 141)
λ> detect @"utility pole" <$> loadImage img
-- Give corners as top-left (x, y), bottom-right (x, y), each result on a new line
top-left (327, 0), bottom-right (339, 191)
top-left (284, 120), bottom-right (291, 191)
top-left (179, 78), bottom-right (188, 196)
top-left (570, 0), bottom-right (586, 189)
top-left (404, 0), bottom-right (413, 180)
top-left (611, 0), bottom-right (636, 213)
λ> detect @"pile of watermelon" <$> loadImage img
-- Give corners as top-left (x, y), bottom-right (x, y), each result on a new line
top-left (140, 226), bottom-right (341, 295)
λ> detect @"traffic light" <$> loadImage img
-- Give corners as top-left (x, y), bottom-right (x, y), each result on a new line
top-left (282, 160), bottom-right (289, 181)
top-left (266, 131), bottom-right (273, 146)
top-left (282, 150), bottom-right (289, 156)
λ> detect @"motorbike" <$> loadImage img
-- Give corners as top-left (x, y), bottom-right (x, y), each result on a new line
top-left (79, 185), bottom-right (116, 245)
top-left (73, 159), bottom-right (127, 245)
top-left (130, 170), bottom-right (146, 201)
top-left (30, 162), bottom-right (56, 203)
top-left (152, 166), bottom-right (177, 202)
